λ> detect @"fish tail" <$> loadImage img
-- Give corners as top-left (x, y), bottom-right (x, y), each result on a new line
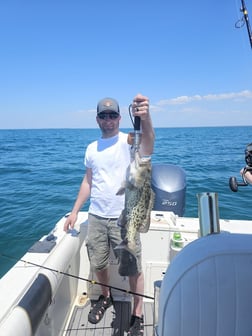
top-left (114, 239), bottom-right (136, 258)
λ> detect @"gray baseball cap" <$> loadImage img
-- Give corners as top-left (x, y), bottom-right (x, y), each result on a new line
top-left (97, 97), bottom-right (120, 114)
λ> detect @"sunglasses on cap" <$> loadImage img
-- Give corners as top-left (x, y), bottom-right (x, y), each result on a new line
top-left (97, 112), bottom-right (120, 120)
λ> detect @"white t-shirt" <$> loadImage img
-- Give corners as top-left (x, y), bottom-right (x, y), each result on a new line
top-left (84, 132), bottom-right (131, 218)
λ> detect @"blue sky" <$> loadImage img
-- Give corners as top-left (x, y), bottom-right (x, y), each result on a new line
top-left (1, 0), bottom-right (252, 129)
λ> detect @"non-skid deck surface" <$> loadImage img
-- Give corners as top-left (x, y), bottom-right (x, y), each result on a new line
top-left (65, 300), bottom-right (154, 336)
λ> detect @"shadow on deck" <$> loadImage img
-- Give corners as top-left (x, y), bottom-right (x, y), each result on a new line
top-left (65, 300), bottom-right (154, 336)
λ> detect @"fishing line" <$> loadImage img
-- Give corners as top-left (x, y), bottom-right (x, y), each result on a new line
top-left (0, 253), bottom-right (154, 300)
top-left (128, 104), bottom-right (135, 128)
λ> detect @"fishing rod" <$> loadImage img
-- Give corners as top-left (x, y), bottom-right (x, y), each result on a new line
top-left (0, 253), bottom-right (154, 300)
top-left (229, 168), bottom-right (250, 192)
top-left (235, 0), bottom-right (252, 49)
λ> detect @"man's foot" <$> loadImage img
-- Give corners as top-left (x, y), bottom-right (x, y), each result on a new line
top-left (127, 315), bottom-right (144, 335)
top-left (88, 295), bottom-right (113, 324)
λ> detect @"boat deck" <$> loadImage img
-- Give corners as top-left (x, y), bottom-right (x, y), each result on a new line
top-left (65, 299), bottom-right (154, 336)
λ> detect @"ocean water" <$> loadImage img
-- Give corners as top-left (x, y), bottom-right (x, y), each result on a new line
top-left (1, 126), bottom-right (252, 277)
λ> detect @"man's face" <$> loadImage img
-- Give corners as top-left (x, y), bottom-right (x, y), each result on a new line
top-left (96, 111), bottom-right (121, 137)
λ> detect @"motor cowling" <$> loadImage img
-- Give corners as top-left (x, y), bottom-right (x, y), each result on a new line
top-left (151, 164), bottom-right (186, 216)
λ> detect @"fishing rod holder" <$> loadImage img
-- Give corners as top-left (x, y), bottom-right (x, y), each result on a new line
top-left (197, 192), bottom-right (220, 237)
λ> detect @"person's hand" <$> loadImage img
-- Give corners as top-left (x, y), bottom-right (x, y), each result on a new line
top-left (241, 168), bottom-right (252, 184)
top-left (132, 93), bottom-right (150, 121)
top-left (240, 168), bottom-right (245, 176)
top-left (63, 212), bottom-right (78, 232)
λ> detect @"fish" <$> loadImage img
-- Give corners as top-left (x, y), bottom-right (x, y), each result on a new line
top-left (116, 151), bottom-right (155, 255)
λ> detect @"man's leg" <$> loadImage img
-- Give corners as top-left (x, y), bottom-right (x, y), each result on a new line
top-left (87, 215), bottom-right (113, 324)
top-left (88, 267), bottom-right (113, 324)
top-left (129, 272), bottom-right (144, 317)
top-left (96, 267), bottom-right (110, 298)
top-left (127, 272), bottom-right (144, 335)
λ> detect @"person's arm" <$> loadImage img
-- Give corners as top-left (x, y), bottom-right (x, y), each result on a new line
top-left (240, 167), bottom-right (252, 184)
top-left (63, 167), bottom-right (92, 231)
top-left (132, 93), bottom-right (155, 156)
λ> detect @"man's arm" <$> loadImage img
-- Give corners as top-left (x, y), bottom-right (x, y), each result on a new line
top-left (240, 167), bottom-right (252, 184)
top-left (64, 168), bottom-right (92, 231)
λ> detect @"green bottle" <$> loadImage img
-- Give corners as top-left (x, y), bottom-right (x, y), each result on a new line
top-left (173, 232), bottom-right (183, 249)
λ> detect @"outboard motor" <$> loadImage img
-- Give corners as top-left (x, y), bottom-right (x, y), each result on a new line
top-left (151, 164), bottom-right (186, 216)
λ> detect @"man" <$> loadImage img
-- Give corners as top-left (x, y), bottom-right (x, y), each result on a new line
top-left (64, 93), bottom-right (154, 335)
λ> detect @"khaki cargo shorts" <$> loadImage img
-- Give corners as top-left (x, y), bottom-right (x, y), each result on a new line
top-left (86, 213), bottom-right (142, 276)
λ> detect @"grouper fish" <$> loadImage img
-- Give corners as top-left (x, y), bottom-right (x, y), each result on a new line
top-left (116, 151), bottom-right (155, 255)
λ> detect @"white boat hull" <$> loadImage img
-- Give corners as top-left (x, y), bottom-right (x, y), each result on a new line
top-left (1, 211), bottom-right (252, 335)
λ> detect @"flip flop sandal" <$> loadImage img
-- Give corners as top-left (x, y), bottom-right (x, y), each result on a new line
top-left (88, 295), bottom-right (113, 324)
